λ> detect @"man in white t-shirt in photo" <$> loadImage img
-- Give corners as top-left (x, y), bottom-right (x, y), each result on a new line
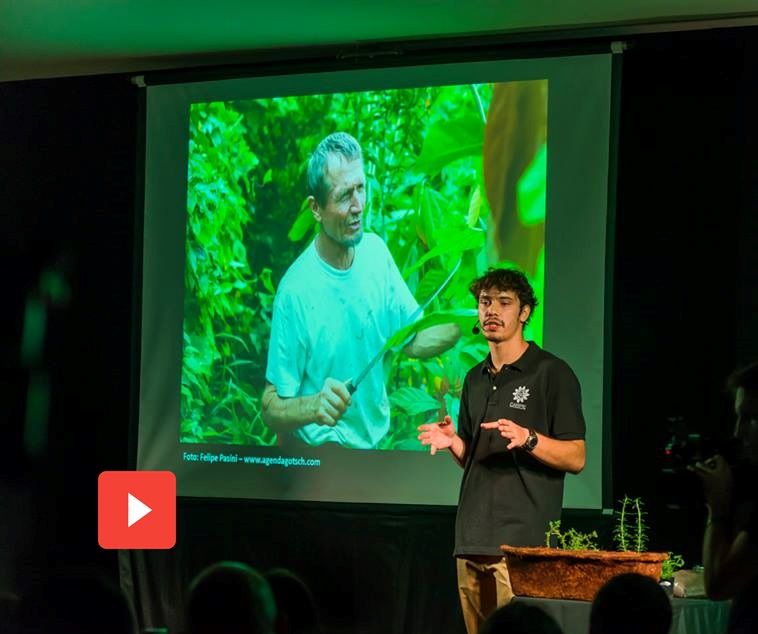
top-left (263, 132), bottom-right (459, 449)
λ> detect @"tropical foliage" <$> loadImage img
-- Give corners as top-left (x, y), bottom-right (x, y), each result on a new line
top-left (181, 81), bottom-right (547, 448)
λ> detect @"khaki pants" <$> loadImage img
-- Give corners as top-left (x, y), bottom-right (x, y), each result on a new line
top-left (456, 555), bottom-right (514, 634)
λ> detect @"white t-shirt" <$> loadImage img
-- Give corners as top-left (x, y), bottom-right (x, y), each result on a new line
top-left (265, 233), bottom-right (419, 448)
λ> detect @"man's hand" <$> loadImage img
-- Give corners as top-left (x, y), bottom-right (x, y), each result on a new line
top-left (482, 419), bottom-right (586, 473)
top-left (417, 415), bottom-right (455, 455)
top-left (690, 455), bottom-right (734, 518)
top-left (312, 377), bottom-right (352, 427)
top-left (480, 418), bottom-right (529, 450)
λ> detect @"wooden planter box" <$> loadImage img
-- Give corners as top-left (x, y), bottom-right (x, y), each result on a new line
top-left (501, 546), bottom-right (669, 602)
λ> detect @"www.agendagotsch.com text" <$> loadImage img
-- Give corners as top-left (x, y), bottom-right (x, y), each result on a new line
top-left (182, 451), bottom-right (321, 468)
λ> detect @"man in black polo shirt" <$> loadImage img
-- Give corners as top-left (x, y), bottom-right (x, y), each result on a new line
top-left (418, 268), bottom-right (586, 634)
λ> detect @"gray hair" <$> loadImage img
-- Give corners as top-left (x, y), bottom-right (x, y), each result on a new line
top-left (307, 132), bottom-right (362, 206)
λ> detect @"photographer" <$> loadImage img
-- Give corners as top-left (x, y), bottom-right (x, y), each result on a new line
top-left (692, 362), bottom-right (758, 634)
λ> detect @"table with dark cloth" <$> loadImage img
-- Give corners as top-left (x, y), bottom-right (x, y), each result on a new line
top-left (513, 595), bottom-right (731, 634)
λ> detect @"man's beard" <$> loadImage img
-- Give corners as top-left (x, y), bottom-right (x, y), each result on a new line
top-left (341, 228), bottom-right (364, 248)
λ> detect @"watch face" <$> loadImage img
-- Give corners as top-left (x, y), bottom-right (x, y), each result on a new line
top-left (525, 430), bottom-right (538, 451)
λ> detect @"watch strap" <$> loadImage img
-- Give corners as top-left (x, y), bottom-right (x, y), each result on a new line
top-left (524, 428), bottom-right (538, 452)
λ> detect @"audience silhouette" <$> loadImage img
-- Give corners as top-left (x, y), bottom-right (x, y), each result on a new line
top-left (265, 568), bottom-right (321, 634)
top-left (589, 572), bottom-right (672, 634)
top-left (479, 600), bottom-right (564, 634)
top-left (185, 561), bottom-right (276, 634)
top-left (14, 568), bottom-right (136, 634)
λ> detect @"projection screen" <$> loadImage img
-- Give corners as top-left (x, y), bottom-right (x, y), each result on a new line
top-left (137, 53), bottom-right (613, 508)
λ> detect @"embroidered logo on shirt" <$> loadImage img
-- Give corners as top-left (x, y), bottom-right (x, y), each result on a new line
top-left (510, 386), bottom-right (530, 410)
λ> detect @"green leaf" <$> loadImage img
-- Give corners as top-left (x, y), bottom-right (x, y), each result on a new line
top-left (413, 112), bottom-right (484, 176)
top-left (288, 199), bottom-right (315, 242)
top-left (216, 332), bottom-right (250, 351)
top-left (443, 394), bottom-right (460, 420)
top-left (385, 308), bottom-right (477, 351)
top-left (227, 359), bottom-right (255, 368)
top-left (403, 228), bottom-right (485, 276)
top-left (414, 182), bottom-right (445, 248)
top-left (517, 143), bottom-right (547, 226)
top-left (389, 387), bottom-right (440, 416)
top-left (415, 268), bottom-right (448, 308)
top-left (466, 185), bottom-right (483, 228)
top-left (259, 268), bottom-right (276, 295)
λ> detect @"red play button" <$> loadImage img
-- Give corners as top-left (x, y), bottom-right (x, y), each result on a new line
top-left (98, 471), bottom-right (175, 549)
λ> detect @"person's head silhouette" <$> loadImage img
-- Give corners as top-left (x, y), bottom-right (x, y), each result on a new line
top-left (265, 567), bottom-right (320, 634)
top-left (590, 573), bottom-right (671, 634)
top-left (186, 561), bottom-right (276, 634)
top-left (15, 568), bottom-right (136, 634)
top-left (479, 600), bottom-right (563, 634)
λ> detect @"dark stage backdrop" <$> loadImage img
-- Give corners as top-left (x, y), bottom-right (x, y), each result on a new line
top-left (0, 75), bottom-right (138, 590)
top-left (611, 29), bottom-right (758, 566)
top-left (2, 27), bottom-right (758, 634)
top-left (121, 501), bottom-right (463, 634)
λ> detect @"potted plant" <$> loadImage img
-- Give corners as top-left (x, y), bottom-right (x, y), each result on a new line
top-left (501, 496), bottom-right (679, 601)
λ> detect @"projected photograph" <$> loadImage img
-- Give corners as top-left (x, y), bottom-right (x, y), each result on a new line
top-left (180, 80), bottom-right (548, 451)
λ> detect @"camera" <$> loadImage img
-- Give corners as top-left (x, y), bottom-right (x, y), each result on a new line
top-left (661, 416), bottom-right (756, 509)
top-left (662, 417), bottom-right (740, 475)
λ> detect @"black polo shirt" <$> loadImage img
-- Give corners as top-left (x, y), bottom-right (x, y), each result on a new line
top-left (454, 342), bottom-right (586, 556)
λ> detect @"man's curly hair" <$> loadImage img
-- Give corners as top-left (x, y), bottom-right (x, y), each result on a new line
top-left (469, 268), bottom-right (539, 327)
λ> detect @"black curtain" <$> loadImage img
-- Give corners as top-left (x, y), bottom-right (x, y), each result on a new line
top-left (0, 75), bottom-right (137, 587)
top-left (121, 501), bottom-right (462, 634)
top-left (611, 29), bottom-right (758, 566)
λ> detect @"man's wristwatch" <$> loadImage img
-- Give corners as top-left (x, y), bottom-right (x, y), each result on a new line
top-left (523, 428), bottom-right (538, 452)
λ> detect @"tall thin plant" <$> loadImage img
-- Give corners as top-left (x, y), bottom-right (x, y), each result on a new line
top-left (613, 495), bottom-right (649, 553)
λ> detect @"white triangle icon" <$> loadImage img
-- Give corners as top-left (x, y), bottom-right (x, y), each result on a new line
top-left (128, 493), bottom-right (152, 527)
